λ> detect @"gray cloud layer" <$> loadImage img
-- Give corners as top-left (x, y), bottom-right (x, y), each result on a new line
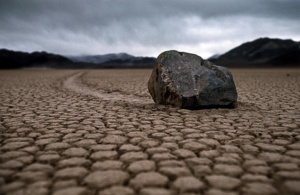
top-left (0, 0), bottom-right (299, 58)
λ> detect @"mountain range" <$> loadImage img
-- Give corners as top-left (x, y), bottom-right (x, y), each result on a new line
top-left (68, 53), bottom-right (135, 64)
top-left (209, 37), bottom-right (300, 67)
top-left (0, 49), bottom-right (156, 69)
top-left (0, 49), bottom-right (73, 69)
top-left (1, 37), bottom-right (299, 69)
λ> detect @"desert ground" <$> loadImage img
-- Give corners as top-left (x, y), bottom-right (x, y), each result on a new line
top-left (0, 68), bottom-right (299, 195)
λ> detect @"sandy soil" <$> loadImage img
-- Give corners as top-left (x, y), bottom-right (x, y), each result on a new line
top-left (0, 68), bottom-right (299, 195)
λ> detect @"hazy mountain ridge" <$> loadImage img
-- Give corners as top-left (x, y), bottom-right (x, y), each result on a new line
top-left (66, 53), bottom-right (156, 68)
top-left (0, 49), bottom-right (73, 69)
top-left (67, 53), bottom-right (135, 64)
top-left (0, 49), bottom-right (156, 69)
top-left (210, 37), bottom-right (300, 67)
top-left (1, 37), bottom-right (300, 69)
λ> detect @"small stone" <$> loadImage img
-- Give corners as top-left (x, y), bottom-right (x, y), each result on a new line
top-left (148, 50), bottom-right (237, 109)
top-left (206, 175), bottom-right (241, 190)
top-left (172, 176), bottom-right (205, 192)
top-left (130, 172), bottom-right (168, 189)
top-left (84, 170), bottom-right (129, 188)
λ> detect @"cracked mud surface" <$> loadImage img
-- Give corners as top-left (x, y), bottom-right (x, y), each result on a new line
top-left (0, 69), bottom-right (300, 195)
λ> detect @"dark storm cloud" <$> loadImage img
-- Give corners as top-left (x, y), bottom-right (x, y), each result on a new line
top-left (0, 0), bottom-right (299, 57)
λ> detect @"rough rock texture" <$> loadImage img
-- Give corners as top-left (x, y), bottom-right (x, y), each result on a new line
top-left (148, 50), bottom-right (238, 109)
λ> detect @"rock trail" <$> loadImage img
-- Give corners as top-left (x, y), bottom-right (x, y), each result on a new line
top-left (63, 72), bottom-right (153, 105)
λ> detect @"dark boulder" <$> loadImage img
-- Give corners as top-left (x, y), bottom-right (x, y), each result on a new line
top-left (148, 50), bottom-right (238, 109)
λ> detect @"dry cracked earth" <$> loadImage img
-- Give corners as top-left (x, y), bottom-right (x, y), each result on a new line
top-left (0, 68), bottom-right (300, 195)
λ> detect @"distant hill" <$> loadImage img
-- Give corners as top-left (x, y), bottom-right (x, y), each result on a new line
top-left (2, 38), bottom-right (299, 69)
top-left (66, 53), bottom-right (156, 68)
top-left (210, 37), bottom-right (300, 67)
top-left (0, 49), bottom-right (74, 69)
top-left (67, 53), bottom-right (135, 64)
top-left (0, 49), bottom-right (156, 69)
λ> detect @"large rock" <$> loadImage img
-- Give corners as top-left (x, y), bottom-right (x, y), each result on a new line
top-left (148, 50), bottom-right (237, 109)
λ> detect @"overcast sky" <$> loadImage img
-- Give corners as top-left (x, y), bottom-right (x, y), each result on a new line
top-left (0, 0), bottom-right (299, 58)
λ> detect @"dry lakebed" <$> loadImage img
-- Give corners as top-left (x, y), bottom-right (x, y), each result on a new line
top-left (0, 68), bottom-right (300, 195)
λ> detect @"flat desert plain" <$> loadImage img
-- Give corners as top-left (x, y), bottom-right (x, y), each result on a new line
top-left (0, 68), bottom-right (299, 195)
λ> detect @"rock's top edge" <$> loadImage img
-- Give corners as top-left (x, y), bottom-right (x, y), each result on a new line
top-left (158, 50), bottom-right (204, 64)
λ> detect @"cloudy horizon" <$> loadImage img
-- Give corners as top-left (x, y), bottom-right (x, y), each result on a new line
top-left (0, 0), bottom-right (300, 58)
